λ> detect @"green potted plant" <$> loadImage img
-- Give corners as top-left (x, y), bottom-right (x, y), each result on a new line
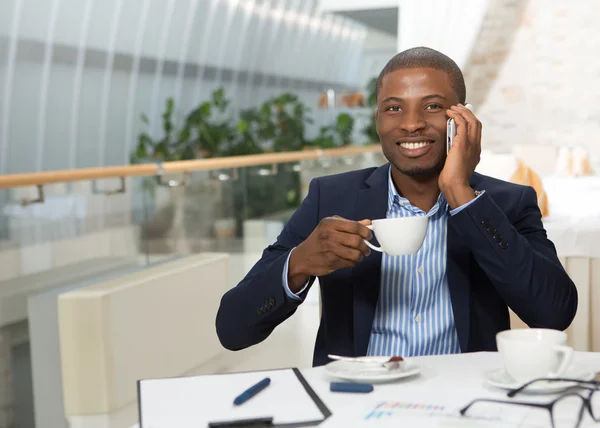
top-left (181, 88), bottom-right (240, 244)
top-left (132, 88), bottom-right (365, 247)
top-left (132, 90), bottom-right (239, 251)
top-left (309, 112), bottom-right (356, 149)
top-left (222, 94), bottom-right (315, 235)
top-left (183, 88), bottom-right (236, 158)
top-left (130, 97), bottom-right (192, 253)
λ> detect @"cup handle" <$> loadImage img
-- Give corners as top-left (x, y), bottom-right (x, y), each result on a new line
top-left (363, 225), bottom-right (383, 253)
top-left (550, 345), bottom-right (574, 377)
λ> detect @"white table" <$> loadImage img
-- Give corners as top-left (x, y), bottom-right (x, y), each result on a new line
top-left (133, 352), bottom-right (600, 428)
top-left (543, 175), bottom-right (600, 260)
top-left (542, 217), bottom-right (600, 353)
top-left (307, 352), bottom-right (600, 427)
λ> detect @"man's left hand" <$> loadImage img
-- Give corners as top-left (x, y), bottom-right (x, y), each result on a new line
top-left (439, 104), bottom-right (482, 209)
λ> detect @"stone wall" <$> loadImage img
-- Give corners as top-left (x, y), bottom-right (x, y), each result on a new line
top-left (462, 0), bottom-right (527, 108)
top-left (468, 0), bottom-right (600, 161)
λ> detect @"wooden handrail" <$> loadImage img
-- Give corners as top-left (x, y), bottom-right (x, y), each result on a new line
top-left (0, 145), bottom-right (382, 189)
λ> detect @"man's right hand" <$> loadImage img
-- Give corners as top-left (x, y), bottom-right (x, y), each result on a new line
top-left (287, 216), bottom-right (373, 293)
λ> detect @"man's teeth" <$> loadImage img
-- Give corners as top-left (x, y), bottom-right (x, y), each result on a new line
top-left (400, 141), bottom-right (430, 149)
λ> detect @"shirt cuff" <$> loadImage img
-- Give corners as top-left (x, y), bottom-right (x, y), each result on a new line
top-left (449, 190), bottom-right (485, 216)
top-left (282, 248), bottom-right (310, 301)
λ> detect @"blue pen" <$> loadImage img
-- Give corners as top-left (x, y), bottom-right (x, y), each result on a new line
top-left (233, 377), bottom-right (271, 406)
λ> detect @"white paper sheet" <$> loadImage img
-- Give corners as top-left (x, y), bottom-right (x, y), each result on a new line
top-left (319, 397), bottom-right (597, 428)
top-left (138, 369), bottom-right (325, 428)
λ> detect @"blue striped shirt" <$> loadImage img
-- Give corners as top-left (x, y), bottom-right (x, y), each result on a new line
top-left (366, 167), bottom-right (478, 357)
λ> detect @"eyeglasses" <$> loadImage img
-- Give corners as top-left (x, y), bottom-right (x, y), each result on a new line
top-left (460, 378), bottom-right (600, 428)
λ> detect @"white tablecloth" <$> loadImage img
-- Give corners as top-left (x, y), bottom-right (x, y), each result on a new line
top-left (310, 352), bottom-right (600, 427)
top-left (543, 175), bottom-right (600, 259)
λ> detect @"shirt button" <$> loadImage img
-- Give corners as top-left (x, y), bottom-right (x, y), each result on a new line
top-left (417, 266), bottom-right (424, 274)
top-left (415, 314), bottom-right (422, 323)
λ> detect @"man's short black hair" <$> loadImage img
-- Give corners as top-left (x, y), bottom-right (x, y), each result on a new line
top-left (376, 46), bottom-right (466, 104)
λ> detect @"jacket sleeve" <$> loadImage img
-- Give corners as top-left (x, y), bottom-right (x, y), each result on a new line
top-left (449, 186), bottom-right (577, 330)
top-left (215, 178), bottom-right (320, 351)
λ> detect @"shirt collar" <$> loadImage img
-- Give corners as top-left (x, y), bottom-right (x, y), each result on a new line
top-left (387, 165), bottom-right (448, 216)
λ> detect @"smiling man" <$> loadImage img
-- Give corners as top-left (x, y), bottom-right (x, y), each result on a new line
top-left (216, 47), bottom-right (578, 366)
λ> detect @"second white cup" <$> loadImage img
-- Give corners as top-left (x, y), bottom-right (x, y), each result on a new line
top-left (496, 329), bottom-right (573, 384)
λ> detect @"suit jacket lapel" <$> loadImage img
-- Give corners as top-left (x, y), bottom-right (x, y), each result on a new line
top-left (352, 164), bottom-right (389, 356)
top-left (446, 173), bottom-right (482, 352)
top-left (446, 219), bottom-right (471, 352)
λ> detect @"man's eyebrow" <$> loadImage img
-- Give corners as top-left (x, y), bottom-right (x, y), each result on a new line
top-left (380, 94), bottom-right (448, 104)
top-left (380, 96), bottom-right (403, 104)
top-left (422, 94), bottom-right (448, 101)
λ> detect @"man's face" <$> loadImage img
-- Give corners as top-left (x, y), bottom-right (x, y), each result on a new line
top-left (376, 68), bottom-right (460, 181)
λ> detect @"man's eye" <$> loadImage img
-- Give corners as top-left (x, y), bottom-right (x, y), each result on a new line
top-left (387, 105), bottom-right (401, 112)
top-left (426, 104), bottom-right (442, 110)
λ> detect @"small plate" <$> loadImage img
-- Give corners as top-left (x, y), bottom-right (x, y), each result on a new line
top-left (485, 366), bottom-right (595, 394)
top-left (324, 356), bottom-right (421, 384)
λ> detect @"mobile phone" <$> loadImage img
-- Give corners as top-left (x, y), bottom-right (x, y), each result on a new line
top-left (446, 103), bottom-right (473, 154)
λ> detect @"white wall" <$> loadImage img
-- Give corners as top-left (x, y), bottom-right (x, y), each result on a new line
top-left (357, 27), bottom-right (396, 87)
top-left (396, 0), bottom-right (489, 70)
top-left (0, 0), bottom-right (367, 174)
top-left (476, 0), bottom-right (600, 162)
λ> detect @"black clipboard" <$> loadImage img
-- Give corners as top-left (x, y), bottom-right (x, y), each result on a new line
top-left (137, 368), bottom-right (332, 428)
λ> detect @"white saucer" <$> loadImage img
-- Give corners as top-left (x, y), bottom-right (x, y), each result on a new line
top-left (324, 356), bottom-right (421, 384)
top-left (484, 366), bottom-right (595, 394)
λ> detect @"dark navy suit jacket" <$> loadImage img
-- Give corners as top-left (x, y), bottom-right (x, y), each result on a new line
top-left (216, 164), bottom-right (578, 367)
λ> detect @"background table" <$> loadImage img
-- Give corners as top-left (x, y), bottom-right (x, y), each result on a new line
top-left (526, 176), bottom-right (600, 352)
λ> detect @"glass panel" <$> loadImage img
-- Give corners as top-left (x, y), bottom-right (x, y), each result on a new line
top-left (0, 178), bottom-right (149, 279)
top-left (136, 162), bottom-right (306, 285)
top-left (1, 161), bottom-right (338, 285)
top-left (134, 152), bottom-right (384, 284)
top-left (300, 150), bottom-right (386, 197)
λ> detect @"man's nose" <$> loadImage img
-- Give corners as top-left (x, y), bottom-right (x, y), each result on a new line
top-left (400, 111), bottom-right (426, 133)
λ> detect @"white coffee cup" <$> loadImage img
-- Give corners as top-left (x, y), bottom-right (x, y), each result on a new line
top-left (496, 329), bottom-right (573, 384)
top-left (363, 217), bottom-right (428, 256)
